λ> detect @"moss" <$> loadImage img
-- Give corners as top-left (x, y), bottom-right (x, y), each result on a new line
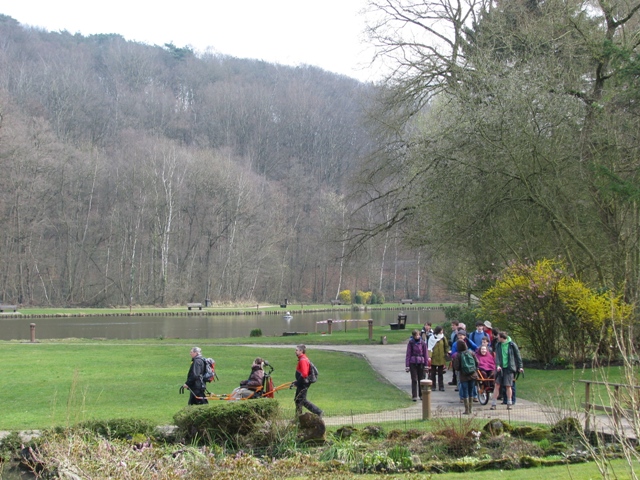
top-left (511, 425), bottom-right (550, 441)
top-left (551, 417), bottom-right (583, 438)
top-left (520, 455), bottom-right (542, 467)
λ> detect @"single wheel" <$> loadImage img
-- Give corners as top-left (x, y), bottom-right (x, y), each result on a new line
top-left (477, 381), bottom-right (490, 405)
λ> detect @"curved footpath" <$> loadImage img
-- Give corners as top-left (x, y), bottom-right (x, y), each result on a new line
top-left (256, 343), bottom-right (635, 437)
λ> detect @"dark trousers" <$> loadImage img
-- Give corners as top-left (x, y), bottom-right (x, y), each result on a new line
top-left (409, 363), bottom-right (426, 398)
top-left (295, 383), bottom-right (322, 415)
top-left (430, 364), bottom-right (445, 389)
top-left (188, 386), bottom-right (208, 405)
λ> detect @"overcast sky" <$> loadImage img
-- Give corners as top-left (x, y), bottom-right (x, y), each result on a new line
top-left (1, 0), bottom-right (383, 82)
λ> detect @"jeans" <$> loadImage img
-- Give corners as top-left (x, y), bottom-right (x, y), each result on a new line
top-left (459, 380), bottom-right (475, 399)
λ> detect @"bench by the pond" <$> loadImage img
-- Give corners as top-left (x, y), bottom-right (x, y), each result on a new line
top-left (0, 305), bottom-right (17, 312)
top-left (187, 303), bottom-right (203, 310)
top-left (390, 314), bottom-right (407, 330)
top-left (400, 299), bottom-right (413, 305)
top-left (330, 299), bottom-right (342, 306)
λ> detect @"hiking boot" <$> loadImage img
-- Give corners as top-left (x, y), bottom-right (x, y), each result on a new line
top-left (490, 404), bottom-right (496, 410)
top-left (454, 387), bottom-right (459, 392)
top-left (412, 397), bottom-right (418, 402)
top-left (507, 403), bottom-right (512, 410)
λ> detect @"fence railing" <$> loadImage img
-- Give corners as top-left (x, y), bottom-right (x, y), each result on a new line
top-left (579, 379), bottom-right (640, 432)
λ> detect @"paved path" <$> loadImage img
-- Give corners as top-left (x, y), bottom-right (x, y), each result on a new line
top-left (309, 343), bottom-right (549, 425)
top-left (311, 343), bottom-right (639, 439)
top-left (250, 343), bottom-right (552, 425)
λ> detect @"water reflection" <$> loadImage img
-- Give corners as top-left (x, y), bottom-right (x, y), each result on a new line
top-left (0, 309), bottom-right (445, 341)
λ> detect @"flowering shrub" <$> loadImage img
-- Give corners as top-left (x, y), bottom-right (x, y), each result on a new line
top-left (480, 259), bottom-right (632, 363)
top-left (338, 290), bottom-right (352, 305)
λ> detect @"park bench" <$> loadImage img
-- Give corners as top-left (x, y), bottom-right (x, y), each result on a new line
top-left (0, 304), bottom-right (17, 312)
top-left (400, 299), bottom-right (413, 305)
top-left (187, 302), bottom-right (203, 310)
top-left (330, 299), bottom-right (342, 306)
top-left (389, 313), bottom-right (407, 330)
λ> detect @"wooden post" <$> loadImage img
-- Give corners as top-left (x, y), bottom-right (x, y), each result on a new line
top-left (327, 320), bottom-right (333, 335)
top-left (30, 323), bottom-right (36, 343)
top-left (584, 381), bottom-right (591, 432)
top-left (368, 319), bottom-right (373, 341)
top-left (614, 385), bottom-right (621, 429)
top-left (420, 379), bottom-right (432, 420)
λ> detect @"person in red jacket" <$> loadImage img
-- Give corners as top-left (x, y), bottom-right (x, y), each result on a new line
top-left (293, 345), bottom-right (323, 417)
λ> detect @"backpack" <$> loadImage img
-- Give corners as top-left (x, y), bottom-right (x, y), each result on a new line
top-left (460, 351), bottom-right (476, 375)
top-left (203, 358), bottom-right (216, 382)
top-left (307, 361), bottom-right (319, 383)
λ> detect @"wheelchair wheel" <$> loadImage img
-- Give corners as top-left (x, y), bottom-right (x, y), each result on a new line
top-left (477, 381), bottom-right (490, 405)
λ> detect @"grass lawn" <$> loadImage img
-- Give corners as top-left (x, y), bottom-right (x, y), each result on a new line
top-left (367, 458), bottom-right (640, 480)
top-left (0, 342), bottom-right (410, 430)
top-left (517, 364), bottom-right (633, 409)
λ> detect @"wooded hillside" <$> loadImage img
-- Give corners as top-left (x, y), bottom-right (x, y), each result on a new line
top-left (0, 14), bottom-right (437, 306)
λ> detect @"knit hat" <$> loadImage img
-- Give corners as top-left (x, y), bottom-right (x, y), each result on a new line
top-left (457, 330), bottom-right (467, 337)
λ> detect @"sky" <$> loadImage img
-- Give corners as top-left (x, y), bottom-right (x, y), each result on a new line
top-left (0, 0), bottom-right (383, 82)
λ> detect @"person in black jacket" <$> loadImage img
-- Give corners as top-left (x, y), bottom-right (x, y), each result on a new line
top-left (183, 346), bottom-right (208, 405)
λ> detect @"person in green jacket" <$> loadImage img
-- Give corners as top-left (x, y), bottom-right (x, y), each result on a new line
top-left (492, 331), bottom-right (524, 410)
top-left (428, 325), bottom-right (449, 391)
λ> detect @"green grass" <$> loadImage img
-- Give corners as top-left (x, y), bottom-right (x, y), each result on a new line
top-left (517, 365), bottom-right (632, 409)
top-left (0, 342), bottom-right (410, 430)
top-left (367, 458), bottom-right (640, 479)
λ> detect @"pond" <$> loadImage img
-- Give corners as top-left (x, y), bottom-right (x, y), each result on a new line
top-left (0, 309), bottom-right (446, 341)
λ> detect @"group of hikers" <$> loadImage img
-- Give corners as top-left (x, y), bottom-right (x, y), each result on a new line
top-left (182, 345), bottom-right (322, 417)
top-left (182, 319), bottom-right (522, 419)
top-left (406, 319), bottom-right (524, 414)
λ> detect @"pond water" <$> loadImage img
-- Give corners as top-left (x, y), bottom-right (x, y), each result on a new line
top-left (0, 309), bottom-right (446, 341)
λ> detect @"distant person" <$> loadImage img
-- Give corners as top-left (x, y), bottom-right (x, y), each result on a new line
top-left (452, 340), bottom-right (478, 414)
top-left (484, 320), bottom-right (494, 343)
top-left (469, 322), bottom-right (489, 348)
top-left (183, 346), bottom-right (208, 405)
top-left (428, 326), bottom-right (448, 391)
top-left (293, 345), bottom-right (323, 417)
top-left (420, 322), bottom-right (433, 343)
top-left (476, 345), bottom-right (496, 384)
top-left (493, 331), bottom-right (524, 410)
top-left (448, 321), bottom-right (460, 386)
top-left (231, 357), bottom-right (265, 399)
top-left (405, 329), bottom-right (428, 401)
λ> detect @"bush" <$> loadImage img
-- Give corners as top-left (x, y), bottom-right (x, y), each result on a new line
top-left (338, 290), bottom-right (352, 305)
top-left (173, 399), bottom-right (279, 446)
top-left (249, 328), bottom-right (262, 337)
top-left (76, 418), bottom-right (157, 440)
